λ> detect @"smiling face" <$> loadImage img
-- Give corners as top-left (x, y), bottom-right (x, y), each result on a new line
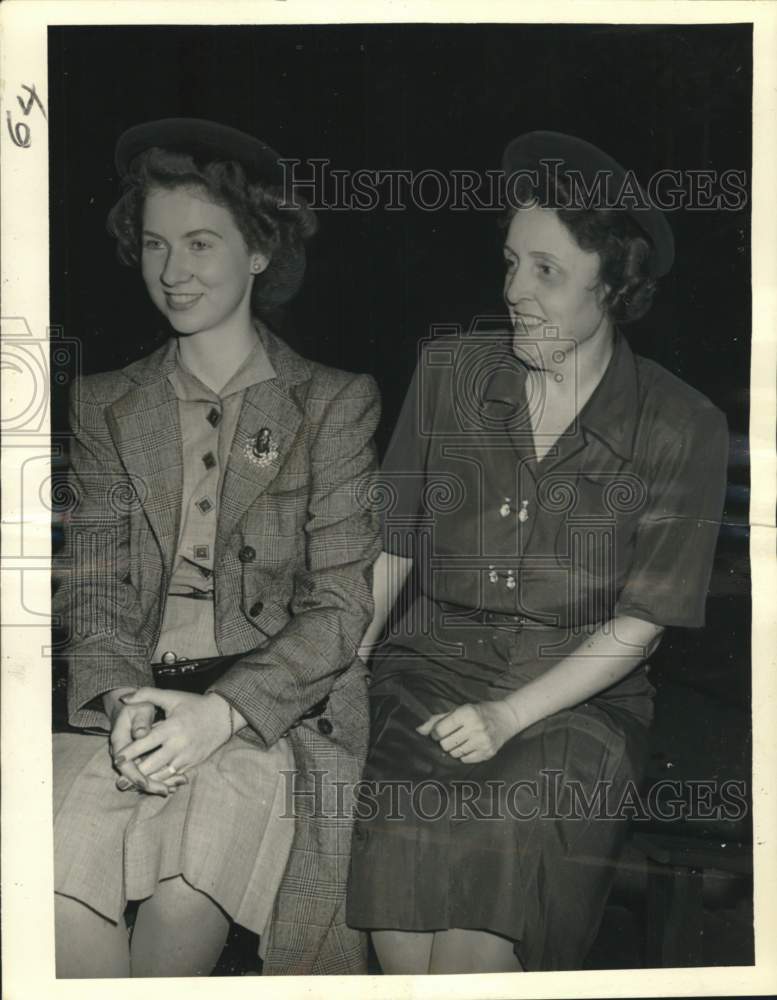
top-left (503, 206), bottom-right (612, 362)
top-left (141, 185), bottom-right (266, 338)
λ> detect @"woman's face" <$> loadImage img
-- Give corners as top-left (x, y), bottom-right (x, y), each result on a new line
top-left (503, 206), bottom-right (611, 362)
top-left (141, 185), bottom-right (265, 338)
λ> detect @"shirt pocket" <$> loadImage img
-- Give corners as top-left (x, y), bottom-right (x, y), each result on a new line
top-left (578, 470), bottom-right (648, 519)
top-left (548, 472), bottom-right (643, 560)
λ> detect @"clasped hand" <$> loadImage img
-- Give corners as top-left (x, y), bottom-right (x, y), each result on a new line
top-left (109, 688), bottom-right (231, 796)
top-left (416, 699), bottom-right (521, 763)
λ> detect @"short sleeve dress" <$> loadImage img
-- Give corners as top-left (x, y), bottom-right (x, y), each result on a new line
top-left (346, 330), bottom-right (728, 970)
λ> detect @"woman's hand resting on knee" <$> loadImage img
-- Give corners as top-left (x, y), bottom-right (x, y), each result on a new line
top-left (110, 689), bottom-right (238, 794)
top-left (416, 700), bottom-right (522, 763)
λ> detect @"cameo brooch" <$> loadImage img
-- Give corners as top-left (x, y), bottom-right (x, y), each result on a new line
top-left (244, 427), bottom-right (279, 468)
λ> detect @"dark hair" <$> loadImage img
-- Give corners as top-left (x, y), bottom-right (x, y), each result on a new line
top-left (502, 172), bottom-right (657, 323)
top-left (106, 147), bottom-right (317, 310)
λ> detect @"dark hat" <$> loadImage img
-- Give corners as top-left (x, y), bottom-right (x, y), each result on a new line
top-left (115, 117), bottom-right (286, 186)
top-left (501, 130), bottom-right (674, 277)
top-left (115, 118), bottom-right (305, 305)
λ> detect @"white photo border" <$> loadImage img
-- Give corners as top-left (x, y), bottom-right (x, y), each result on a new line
top-left (2, 2), bottom-right (775, 998)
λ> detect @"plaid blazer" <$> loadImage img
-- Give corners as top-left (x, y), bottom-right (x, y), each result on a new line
top-left (54, 324), bottom-right (382, 974)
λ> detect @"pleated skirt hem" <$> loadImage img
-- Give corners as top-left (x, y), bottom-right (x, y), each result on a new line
top-left (53, 731), bottom-right (296, 938)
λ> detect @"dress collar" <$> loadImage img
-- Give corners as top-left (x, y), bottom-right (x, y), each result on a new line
top-left (481, 332), bottom-right (640, 461)
top-left (167, 332), bottom-right (277, 402)
top-left (576, 332), bottom-right (639, 461)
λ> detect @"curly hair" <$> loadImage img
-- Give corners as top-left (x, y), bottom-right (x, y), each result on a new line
top-left (106, 147), bottom-right (317, 309)
top-left (502, 172), bottom-right (658, 323)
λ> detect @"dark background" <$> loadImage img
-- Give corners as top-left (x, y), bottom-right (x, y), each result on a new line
top-left (49, 24), bottom-right (751, 446)
top-left (48, 23), bottom-right (753, 967)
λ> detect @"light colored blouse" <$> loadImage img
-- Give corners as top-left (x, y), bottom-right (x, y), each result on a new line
top-left (152, 338), bottom-right (276, 663)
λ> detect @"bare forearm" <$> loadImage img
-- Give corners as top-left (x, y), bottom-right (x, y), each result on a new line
top-left (504, 616), bottom-right (663, 732)
top-left (358, 551), bottom-right (413, 660)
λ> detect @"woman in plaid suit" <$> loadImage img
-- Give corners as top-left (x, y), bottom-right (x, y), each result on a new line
top-left (53, 119), bottom-right (381, 977)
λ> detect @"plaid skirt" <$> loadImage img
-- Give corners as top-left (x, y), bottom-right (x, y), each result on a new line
top-left (53, 731), bottom-right (295, 936)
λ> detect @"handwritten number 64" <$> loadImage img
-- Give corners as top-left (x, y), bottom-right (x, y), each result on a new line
top-left (6, 112), bottom-right (31, 149)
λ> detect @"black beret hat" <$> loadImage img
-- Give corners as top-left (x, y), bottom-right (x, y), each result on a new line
top-left (115, 118), bottom-right (305, 305)
top-left (502, 130), bottom-right (674, 277)
top-left (115, 117), bottom-right (286, 186)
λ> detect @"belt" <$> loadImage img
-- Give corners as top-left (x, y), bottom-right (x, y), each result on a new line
top-left (151, 653), bottom-right (241, 694)
top-left (150, 653), bottom-right (329, 720)
top-left (436, 601), bottom-right (540, 630)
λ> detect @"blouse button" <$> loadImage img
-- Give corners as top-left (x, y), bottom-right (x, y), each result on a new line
top-left (499, 498), bottom-right (512, 518)
top-left (238, 545), bottom-right (257, 563)
top-left (518, 500), bottom-right (529, 523)
top-left (317, 717), bottom-right (333, 736)
top-left (249, 600), bottom-right (264, 617)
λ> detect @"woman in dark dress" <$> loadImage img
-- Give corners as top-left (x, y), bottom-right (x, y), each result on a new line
top-left (347, 131), bottom-right (729, 973)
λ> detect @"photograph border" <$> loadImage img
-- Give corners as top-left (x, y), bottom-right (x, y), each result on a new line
top-left (2, 2), bottom-right (775, 998)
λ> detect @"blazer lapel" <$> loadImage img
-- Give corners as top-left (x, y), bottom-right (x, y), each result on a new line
top-left (216, 378), bottom-right (305, 556)
top-left (103, 325), bottom-right (311, 572)
top-left (106, 354), bottom-right (183, 578)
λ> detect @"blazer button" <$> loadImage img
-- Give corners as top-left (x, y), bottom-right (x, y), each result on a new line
top-left (317, 717), bottom-right (333, 736)
top-left (238, 545), bottom-right (256, 563)
top-left (249, 600), bottom-right (264, 617)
